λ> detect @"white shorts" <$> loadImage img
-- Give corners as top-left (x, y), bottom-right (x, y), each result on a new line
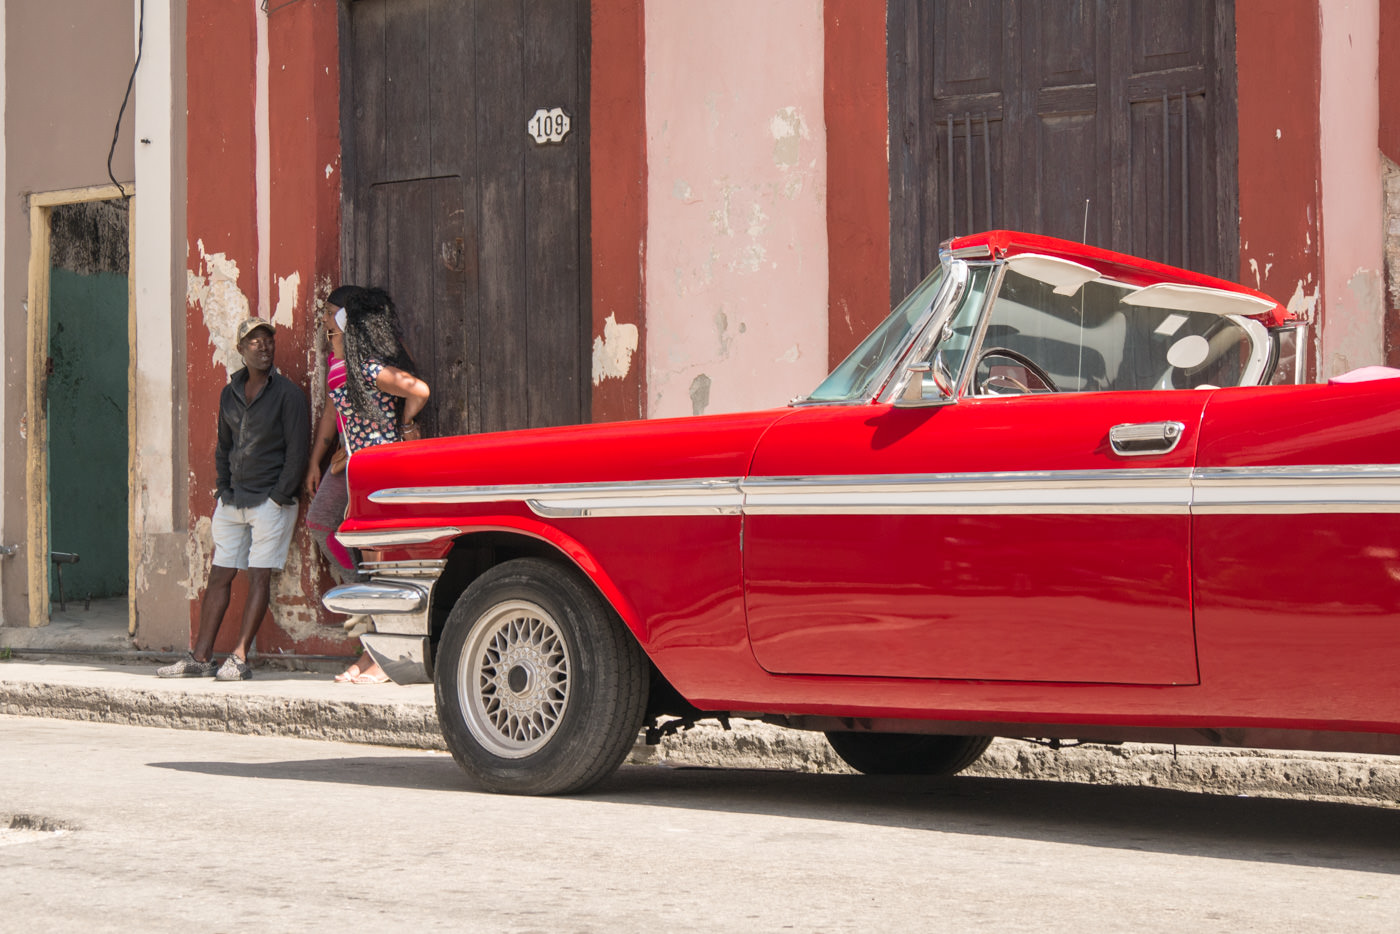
top-left (211, 497), bottom-right (298, 570)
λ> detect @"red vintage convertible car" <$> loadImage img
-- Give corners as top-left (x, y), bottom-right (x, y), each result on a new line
top-left (325, 229), bottom-right (1400, 796)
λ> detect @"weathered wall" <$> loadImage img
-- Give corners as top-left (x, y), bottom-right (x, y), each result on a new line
top-left (1235, 0), bottom-right (1323, 377)
top-left (1317, 0), bottom-right (1383, 378)
top-left (1378, 0), bottom-right (1400, 366)
top-left (184, 0), bottom-right (258, 656)
top-left (264, 0), bottom-right (347, 654)
top-left (589, 0), bottom-right (647, 423)
top-left (130, 0), bottom-right (190, 651)
top-left (824, 0), bottom-right (889, 370)
top-left (644, 0), bottom-right (829, 418)
top-left (181, 0), bottom-right (348, 657)
top-left (2, 0), bottom-right (136, 628)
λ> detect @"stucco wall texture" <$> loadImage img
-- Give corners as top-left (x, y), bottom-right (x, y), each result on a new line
top-left (2, 0), bottom-right (136, 629)
top-left (644, 0), bottom-right (829, 418)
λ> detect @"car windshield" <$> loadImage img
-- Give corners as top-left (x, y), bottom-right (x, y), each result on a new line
top-left (805, 265), bottom-right (947, 403)
top-left (966, 268), bottom-right (1267, 394)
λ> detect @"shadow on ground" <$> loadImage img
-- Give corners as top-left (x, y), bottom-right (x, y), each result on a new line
top-left (150, 756), bottom-right (1400, 874)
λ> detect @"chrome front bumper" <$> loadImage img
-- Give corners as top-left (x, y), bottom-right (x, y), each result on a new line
top-left (322, 559), bottom-right (445, 685)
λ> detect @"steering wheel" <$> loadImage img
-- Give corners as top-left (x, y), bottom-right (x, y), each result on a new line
top-left (975, 347), bottom-right (1059, 395)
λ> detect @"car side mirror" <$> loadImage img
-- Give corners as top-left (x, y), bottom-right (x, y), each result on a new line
top-left (897, 354), bottom-right (956, 405)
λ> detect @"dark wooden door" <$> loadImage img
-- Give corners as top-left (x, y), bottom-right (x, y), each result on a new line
top-left (889, 0), bottom-right (1237, 297)
top-left (343, 0), bottom-right (590, 437)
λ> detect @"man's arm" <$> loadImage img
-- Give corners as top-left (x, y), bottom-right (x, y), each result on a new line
top-left (214, 386), bottom-right (234, 504)
top-left (271, 382), bottom-right (311, 506)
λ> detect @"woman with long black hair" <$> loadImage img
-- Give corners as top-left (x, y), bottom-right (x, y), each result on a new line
top-left (330, 286), bottom-right (431, 683)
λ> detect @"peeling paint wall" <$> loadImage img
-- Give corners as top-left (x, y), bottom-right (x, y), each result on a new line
top-left (178, 0), bottom-right (351, 659)
top-left (1317, 0), bottom-right (1384, 378)
top-left (187, 241), bottom-right (253, 375)
top-left (1379, 2), bottom-right (1400, 367)
top-left (1384, 156), bottom-right (1400, 364)
top-left (644, 0), bottom-right (828, 418)
top-left (589, 0), bottom-right (648, 423)
top-left (824, 0), bottom-right (890, 370)
top-left (1236, 1), bottom-right (1323, 380)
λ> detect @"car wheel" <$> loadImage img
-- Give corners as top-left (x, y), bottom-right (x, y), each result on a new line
top-left (824, 732), bottom-right (993, 776)
top-left (435, 557), bottom-right (649, 795)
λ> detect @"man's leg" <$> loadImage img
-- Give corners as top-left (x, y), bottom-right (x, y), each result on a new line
top-left (191, 564), bottom-right (238, 661)
top-left (230, 567), bottom-right (272, 660)
top-left (229, 498), bottom-right (298, 662)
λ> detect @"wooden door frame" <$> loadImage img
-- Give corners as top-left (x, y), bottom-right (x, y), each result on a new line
top-left (24, 183), bottom-right (135, 629)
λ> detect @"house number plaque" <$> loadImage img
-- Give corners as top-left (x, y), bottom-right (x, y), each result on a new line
top-left (527, 107), bottom-right (572, 145)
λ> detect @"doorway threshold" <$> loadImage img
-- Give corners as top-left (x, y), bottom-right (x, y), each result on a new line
top-left (0, 597), bottom-right (136, 658)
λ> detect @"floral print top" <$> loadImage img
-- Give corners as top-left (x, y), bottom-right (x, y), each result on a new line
top-left (330, 357), bottom-right (401, 454)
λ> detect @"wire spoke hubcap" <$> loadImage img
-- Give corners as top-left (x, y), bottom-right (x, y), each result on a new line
top-left (460, 599), bottom-right (572, 758)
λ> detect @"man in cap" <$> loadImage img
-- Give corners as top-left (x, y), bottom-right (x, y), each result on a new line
top-left (157, 315), bottom-right (310, 681)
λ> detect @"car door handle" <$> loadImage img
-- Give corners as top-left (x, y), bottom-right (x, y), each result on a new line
top-left (1109, 421), bottom-right (1185, 456)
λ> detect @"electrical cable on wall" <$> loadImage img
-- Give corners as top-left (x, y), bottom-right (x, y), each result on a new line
top-left (108, 0), bottom-right (145, 199)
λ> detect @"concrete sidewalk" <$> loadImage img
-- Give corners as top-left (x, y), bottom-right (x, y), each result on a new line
top-left (2, 651), bottom-right (1399, 807)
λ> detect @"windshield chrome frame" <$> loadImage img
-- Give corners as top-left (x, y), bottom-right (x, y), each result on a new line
top-left (880, 258), bottom-right (1001, 406)
top-left (1232, 314), bottom-right (1275, 387)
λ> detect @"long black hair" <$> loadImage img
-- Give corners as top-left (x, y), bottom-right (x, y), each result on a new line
top-left (342, 287), bottom-right (418, 430)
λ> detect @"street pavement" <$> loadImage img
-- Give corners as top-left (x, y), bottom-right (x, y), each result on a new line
top-left (6, 715), bottom-right (1400, 933)
top-left (2, 652), bottom-right (1399, 808)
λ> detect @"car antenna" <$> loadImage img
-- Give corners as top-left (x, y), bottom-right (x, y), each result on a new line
top-left (1078, 198), bottom-right (1090, 387)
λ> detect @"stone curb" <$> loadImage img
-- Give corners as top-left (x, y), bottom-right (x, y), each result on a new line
top-left (5, 676), bottom-right (1398, 807)
top-left (631, 721), bottom-right (1400, 808)
top-left (0, 681), bottom-right (447, 751)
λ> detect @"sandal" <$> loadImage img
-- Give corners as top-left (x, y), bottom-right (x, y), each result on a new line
top-left (351, 671), bottom-right (390, 684)
top-left (333, 665), bottom-right (361, 683)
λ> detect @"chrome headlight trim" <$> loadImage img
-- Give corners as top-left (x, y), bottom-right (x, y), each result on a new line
top-left (334, 527), bottom-right (462, 548)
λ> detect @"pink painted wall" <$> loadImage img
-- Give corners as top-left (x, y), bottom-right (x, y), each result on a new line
top-left (1317, 0), bottom-right (1384, 377)
top-left (644, 0), bottom-right (829, 418)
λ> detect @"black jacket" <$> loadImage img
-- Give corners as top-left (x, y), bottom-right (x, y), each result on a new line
top-left (216, 367), bottom-right (310, 507)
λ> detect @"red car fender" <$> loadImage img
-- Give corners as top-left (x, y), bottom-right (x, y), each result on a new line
top-left (445, 513), bottom-right (652, 646)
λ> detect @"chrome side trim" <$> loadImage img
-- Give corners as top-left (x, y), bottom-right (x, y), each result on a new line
top-left (360, 465), bottom-right (1400, 521)
top-left (335, 527), bottom-right (461, 547)
top-left (370, 477), bottom-right (745, 517)
top-left (1193, 465), bottom-right (1400, 514)
top-left (742, 470), bottom-right (1194, 515)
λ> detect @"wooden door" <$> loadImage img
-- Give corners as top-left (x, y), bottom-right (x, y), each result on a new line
top-left (889, 0), bottom-right (1237, 297)
top-left (343, 0), bottom-right (590, 437)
